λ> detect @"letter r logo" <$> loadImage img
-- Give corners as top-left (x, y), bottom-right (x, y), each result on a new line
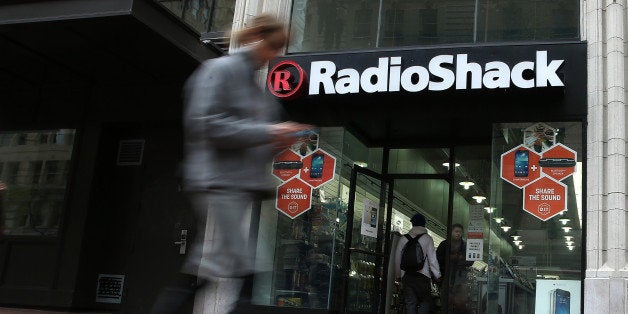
top-left (267, 60), bottom-right (307, 100)
top-left (271, 70), bottom-right (292, 92)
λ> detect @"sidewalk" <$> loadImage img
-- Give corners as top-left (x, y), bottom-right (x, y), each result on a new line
top-left (0, 309), bottom-right (111, 314)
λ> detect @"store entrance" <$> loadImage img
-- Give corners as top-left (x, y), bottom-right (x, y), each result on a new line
top-left (342, 159), bottom-right (454, 313)
top-left (341, 146), bottom-right (489, 314)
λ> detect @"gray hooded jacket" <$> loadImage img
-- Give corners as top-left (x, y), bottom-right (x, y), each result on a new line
top-left (183, 49), bottom-right (280, 192)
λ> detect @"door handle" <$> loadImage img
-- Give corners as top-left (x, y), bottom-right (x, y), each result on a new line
top-left (174, 229), bottom-right (188, 255)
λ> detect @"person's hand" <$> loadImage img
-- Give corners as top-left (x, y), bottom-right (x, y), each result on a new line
top-left (269, 122), bottom-right (314, 150)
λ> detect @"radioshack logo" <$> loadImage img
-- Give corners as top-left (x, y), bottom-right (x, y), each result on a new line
top-left (267, 50), bottom-right (565, 99)
top-left (267, 60), bottom-right (307, 100)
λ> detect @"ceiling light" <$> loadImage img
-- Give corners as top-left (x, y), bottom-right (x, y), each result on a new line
top-left (501, 225), bottom-right (511, 232)
top-left (566, 241), bottom-right (575, 246)
top-left (472, 195), bottom-right (486, 203)
top-left (567, 245), bottom-right (574, 251)
top-left (459, 180), bottom-right (475, 190)
top-left (518, 245), bottom-right (524, 250)
top-left (511, 235), bottom-right (521, 240)
top-left (564, 236), bottom-right (573, 241)
top-left (494, 217), bottom-right (504, 224)
top-left (484, 206), bottom-right (495, 213)
top-left (513, 240), bottom-right (522, 245)
top-left (354, 161), bottom-right (368, 168)
top-left (442, 162), bottom-right (461, 168)
top-left (562, 227), bottom-right (572, 233)
top-left (559, 218), bottom-right (570, 225)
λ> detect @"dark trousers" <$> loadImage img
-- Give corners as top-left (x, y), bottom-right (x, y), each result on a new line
top-left (402, 273), bottom-right (432, 314)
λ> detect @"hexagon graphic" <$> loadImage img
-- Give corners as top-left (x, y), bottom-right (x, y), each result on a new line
top-left (500, 145), bottom-right (541, 188)
top-left (540, 143), bottom-right (577, 181)
top-left (276, 178), bottom-right (312, 219)
top-left (272, 149), bottom-right (303, 181)
top-left (299, 149), bottom-right (336, 188)
top-left (523, 176), bottom-right (567, 221)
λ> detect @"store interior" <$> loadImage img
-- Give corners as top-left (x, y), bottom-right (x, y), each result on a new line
top-left (251, 123), bottom-right (583, 313)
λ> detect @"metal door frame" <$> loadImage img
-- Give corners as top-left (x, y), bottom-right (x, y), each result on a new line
top-left (340, 147), bottom-right (457, 314)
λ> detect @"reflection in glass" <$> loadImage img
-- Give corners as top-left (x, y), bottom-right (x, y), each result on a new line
top-left (289, 0), bottom-right (579, 53)
top-left (0, 129), bottom-right (76, 237)
top-left (154, 0), bottom-right (235, 34)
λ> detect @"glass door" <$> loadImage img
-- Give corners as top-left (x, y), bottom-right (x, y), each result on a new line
top-left (342, 165), bottom-right (392, 313)
top-left (386, 178), bottom-right (451, 314)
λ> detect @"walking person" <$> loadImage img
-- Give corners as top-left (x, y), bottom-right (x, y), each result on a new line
top-left (395, 213), bottom-right (441, 314)
top-left (151, 14), bottom-right (310, 314)
top-left (436, 223), bottom-right (474, 313)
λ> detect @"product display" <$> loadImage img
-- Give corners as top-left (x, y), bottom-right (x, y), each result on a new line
top-left (272, 188), bottom-right (342, 308)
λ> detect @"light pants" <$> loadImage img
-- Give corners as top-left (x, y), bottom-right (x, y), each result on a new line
top-left (184, 190), bottom-right (257, 279)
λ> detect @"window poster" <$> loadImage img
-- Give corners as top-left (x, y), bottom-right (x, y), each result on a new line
top-left (361, 200), bottom-right (378, 238)
top-left (535, 280), bottom-right (580, 314)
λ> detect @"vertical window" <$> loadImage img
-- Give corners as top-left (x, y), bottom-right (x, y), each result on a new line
top-left (0, 129), bottom-right (76, 237)
top-left (487, 122), bottom-right (583, 312)
top-left (31, 161), bottom-right (43, 185)
top-left (45, 161), bottom-right (59, 185)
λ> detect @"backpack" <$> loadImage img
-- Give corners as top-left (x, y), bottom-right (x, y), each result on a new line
top-left (400, 233), bottom-right (426, 272)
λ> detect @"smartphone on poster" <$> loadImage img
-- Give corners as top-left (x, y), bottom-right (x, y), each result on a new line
top-left (310, 153), bottom-right (324, 178)
top-left (550, 289), bottom-right (570, 314)
top-left (514, 149), bottom-right (529, 177)
top-left (369, 207), bottom-right (377, 228)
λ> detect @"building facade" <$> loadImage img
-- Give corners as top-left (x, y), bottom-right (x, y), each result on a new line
top-left (0, 0), bottom-right (626, 313)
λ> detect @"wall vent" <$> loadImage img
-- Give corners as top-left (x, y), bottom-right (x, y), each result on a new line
top-left (95, 274), bottom-right (125, 304)
top-left (117, 140), bottom-right (144, 166)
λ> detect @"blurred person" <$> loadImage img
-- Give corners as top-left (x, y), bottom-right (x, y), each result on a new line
top-left (395, 213), bottom-right (441, 314)
top-left (436, 223), bottom-right (474, 313)
top-left (151, 14), bottom-right (310, 314)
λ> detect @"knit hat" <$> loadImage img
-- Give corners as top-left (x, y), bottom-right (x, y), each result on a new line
top-left (411, 213), bottom-right (426, 227)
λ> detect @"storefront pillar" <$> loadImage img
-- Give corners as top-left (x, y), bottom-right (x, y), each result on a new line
top-left (585, 0), bottom-right (628, 312)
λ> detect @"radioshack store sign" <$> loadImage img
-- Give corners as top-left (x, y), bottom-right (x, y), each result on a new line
top-left (266, 43), bottom-right (584, 100)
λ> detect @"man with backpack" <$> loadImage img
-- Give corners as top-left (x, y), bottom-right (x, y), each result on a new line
top-left (395, 213), bottom-right (442, 314)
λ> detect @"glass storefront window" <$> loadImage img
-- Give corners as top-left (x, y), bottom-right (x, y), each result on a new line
top-left (0, 129), bottom-right (76, 237)
top-left (155, 0), bottom-right (235, 34)
top-left (253, 127), bottom-right (383, 309)
top-left (488, 122), bottom-right (583, 313)
top-left (288, 0), bottom-right (579, 53)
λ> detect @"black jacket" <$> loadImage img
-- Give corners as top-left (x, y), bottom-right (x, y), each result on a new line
top-left (436, 239), bottom-right (474, 275)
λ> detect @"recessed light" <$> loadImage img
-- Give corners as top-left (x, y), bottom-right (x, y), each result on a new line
top-left (472, 195), bottom-right (486, 203)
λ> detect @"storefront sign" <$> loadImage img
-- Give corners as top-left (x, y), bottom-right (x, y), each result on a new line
top-left (276, 178), bottom-right (312, 219)
top-left (361, 200), bottom-right (379, 238)
top-left (523, 176), bottom-right (567, 221)
top-left (305, 51), bottom-right (563, 95)
top-left (267, 45), bottom-right (576, 100)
